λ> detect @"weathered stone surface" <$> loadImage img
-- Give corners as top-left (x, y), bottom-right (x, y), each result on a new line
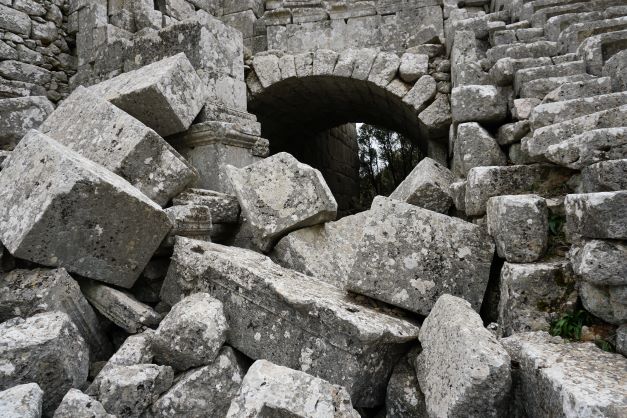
top-left (89, 53), bottom-right (205, 137)
top-left (399, 53), bottom-right (428, 83)
top-left (149, 346), bottom-right (245, 418)
top-left (0, 4), bottom-right (31, 35)
top-left (226, 360), bottom-right (360, 417)
top-left (94, 364), bottom-right (173, 418)
top-left (571, 240), bottom-right (627, 286)
top-left (386, 355), bottom-right (428, 418)
top-left (0, 312), bottom-right (89, 415)
top-left (389, 157), bottom-right (454, 213)
top-left (152, 292), bottom-right (227, 371)
top-left (542, 76), bottom-right (613, 103)
top-left (451, 85), bottom-right (507, 123)
top-left (402, 75), bottom-right (437, 113)
top-left (161, 237), bottom-right (420, 407)
top-left (496, 120), bottom-right (530, 145)
top-left (486, 195), bottom-right (548, 263)
top-left (40, 86), bottom-right (197, 206)
top-left (418, 93), bottom-right (452, 136)
top-left (53, 389), bottom-right (113, 418)
top-left (81, 280), bottom-right (161, 334)
top-left (270, 211), bottom-right (369, 289)
top-left (162, 204), bottom-right (212, 248)
top-left (581, 159), bottom-right (627, 192)
top-left (512, 98), bottom-right (541, 120)
top-left (416, 295), bottom-right (511, 418)
top-left (545, 127), bottom-right (626, 169)
top-left (565, 192), bottom-right (627, 240)
top-left (0, 130), bottom-right (172, 288)
top-left (0, 96), bottom-right (54, 150)
top-left (347, 197), bottom-right (494, 315)
top-left (498, 261), bottom-right (577, 337)
top-left (0, 383), bottom-right (43, 418)
top-left (617, 325), bottom-right (627, 357)
top-left (502, 332), bottom-right (627, 417)
top-left (453, 122), bottom-right (507, 176)
top-left (173, 188), bottom-right (240, 223)
top-left (0, 268), bottom-right (111, 360)
top-left (579, 282), bottom-right (627, 325)
top-left (226, 152), bottom-right (337, 252)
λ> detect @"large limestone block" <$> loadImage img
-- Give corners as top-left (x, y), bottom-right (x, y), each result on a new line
top-left (173, 188), bottom-right (240, 223)
top-left (581, 159), bottom-right (627, 192)
top-left (0, 268), bottom-right (111, 360)
top-left (453, 122), bottom-right (507, 177)
top-left (162, 204), bottom-right (212, 248)
top-left (0, 96), bottom-right (54, 150)
top-left (0, 130), bottom-right (172, 288)
top-left (226, 152), bottom-right (337, 252)
top-left (160, 237), bottom-right (420, 407)
top-left (53, 389), bottom-right (113, 418)
top-left (502, 332), bottom-right (627, 417)
top-left (498, 261), bottom-right (577, 337)
top-left (565, 191), bottom-right (627, 239)
top-left (88, 53), bottom-right (206, 137)
top-left (579, 281), bottom-right (627, 325)
top-left (149, 346), bottom-right (245, 418)
top-left (486, 195), bottom-right (548, 263)
top-left (545, 127), bottom-right (627, 169)
top-left (571, 240), bottom-right (627, 286)
top-left (40, 86), bottom-right (196, 206)
top-left (389, 157), bottom-right (454, 213)
top-left (226, 360), bottom-right (360, 417)
top-left (415, 295), bottom-right (512, 418)
top-left (0, 383), bottom-right (43, 418)
top-left (270, 211), bottom-right (369, 289)
top-left (451, 85), bottom-right (507, 123)
top-left (347, 197), bottom-right (494, 315)
top-left (0, 312), bottom-right (89, 415)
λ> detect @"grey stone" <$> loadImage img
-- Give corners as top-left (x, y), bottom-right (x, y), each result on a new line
top-left (581, 159), bottom-right (627, 192)
top-left (386, 356), bottom-right (428, 418)
top-left (571, 240), bottom-right (627, 286)
top-left (513, 60), bottom-right (586, 94)
top-left (226, 152), bottom-right (337, 253)
top-left (53, 389), bottom-right (113, 418)
top-left (152, 292), bottom-right (227, 371)
top-left (80, 280), bottom-right (161, 334)
top-left (389, 157), bottom-right (454, 213)
top-left (162, 204), bottom-right (212, 248)
top-left (0, 130), bottom-right (172, 288)
top-left (0, 268), bottom-right (111, 360)
top-left (347, 197), bottom-right (494, 315)
top-left (160, 237), bottom-right (420, 407)
top-left (451, 85), bottom-right (507, 123)
top-left (545, 127), bottom-right (626, 169)
top-left (0, 383), bottom-right (43, 418)
top-left (498, 261), bottom-right (577, 337)
top-left (368, 51), bottom-right (400, 88)
top-left (542, 76), bottom-right (613, 103)
top-left (40, 86), bottom-right (197, 207)
top-left (486, 195), bottom-right (548, 263)
top-left (399, 53), bottom-right (428, 83)
top-left (226, 360), bottom-right (360, 417)
top-left (496, 120), bottom-right (530, 146)
top-left (173, 188), bottom-right (240, 224)
top-left (449, 180), bottom-right (467, 212)
top-left (0, 4), bottom-right (31, 35)
top-left (0, 61), bottom-right (51, 85)
top-left (580, 282), bottom-right (627, 325)
top-left (94, 364), bottom-right (173, 418)
top-left (149, 346), bottom-right (245, 418)
top-left (453, 122), bottom-right (507, 177)
top-left (489, 57), bottom-right (553, 87)
top-left (415, 295), bottom-right (512, 418)
top-left (0, 312), bottom-right (89, 415)
top-left (565, 191), bottom-right (627, 240)
top-left (418, 93), bottom-right (452, 136)
top-left (520, 74), bottom-right (596, 100)
top-left (512, 98), bottom-right (541, 120)
top-left (502, 332), bottom-right (627, 417)
top-left (402, 75), bottom-right (437, 113)
top-left (88, 53), bottom-right (206, 137)
top-left (617, 325), bottom-right (626, 357)
top-left (0, 96), bottom-right (54, 150)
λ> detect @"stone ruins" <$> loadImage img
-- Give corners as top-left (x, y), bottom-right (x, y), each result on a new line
top-left (0, 0), bottom-right (626, 417)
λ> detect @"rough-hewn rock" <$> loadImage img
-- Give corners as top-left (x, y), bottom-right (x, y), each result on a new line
top-left (571, 240), bottom-right (627, 286)
top-left (579, 282), bottom-right (627, 325)
top-left (386, 355), bottom-right (428, 418)
top-left (226, 360), bottom-right (360, 417)
top-left (53, 389), bottom-right (113, 418)
top-left (453, 122), bottom-right (507, 176)
top-left (0, 383), bottom-right (43, 418)
top-left (347, 197), bottom-right (494, 315)
top-left (0, 96), bottom-right (54, 150)
top-left (565, 192), bottom-right (627, 239)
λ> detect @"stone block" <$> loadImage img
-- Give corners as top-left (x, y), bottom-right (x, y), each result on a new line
top-left (0, 383), bottom-right (43, 418)
top-left (0, 130), bottom-right (172, 288)
top-left (226, 360), bottom-right (360, 417)
top-left (565, 191), bottom-right (627, 239)
top-left (581, 159), bottom-right (627, 192)
top-left (451, 85), bottom-right (507, 123)
top-left (453, 122), bottom-right (507, 177)
top-left (545, 127), bottom-right (626, 169)
top-left (173, 188), bottom-right (240, 224)
top-left (0, 312), bottom-right (89, 415)
top-left (399, 52), bottom-right (428, 83)
top-left (161, 238), bottom-right (420, 407)
top-left (40, 86), bottom-right (197, 206)
top-left (0, 96), bottom-right (54, 150)
top-left (416, 295), bottom-right (511, 418)
top-left (486, 195), bottom-right (548, 263)
top-left (162, 204), bottom-right (212, 248)
top-left (386, 356), bottom-right (428, 418)
top-left (347, 197), bottom-right (494, 315)
top-left (226, 152), bottom-right (337, 253)
top-left (53, 389), bottom-right (113, 418)
top-left (579, 281), bottom-right (627, 325)
top-left (402, 75), bottom-right (437, 113)
top-left (571, 240), bottom-right (627, 286)
top-left (0, 4), bottom-right (31, 35)
top-left (418, 93), bottom-right (452, 137)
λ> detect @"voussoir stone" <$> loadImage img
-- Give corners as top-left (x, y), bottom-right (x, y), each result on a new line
top-left (347, 197), bottom-right (494, 315)
top-left (0, 383), bottom-right (43, 418)
top-left (0, 130), bottom-right (172, 288)
top-left (160, 237), bottom-right (420, 407)
top-left (226, 360), bottom-right (360, 417)
top-left (415, 295), bottom-right (512, 418)
top-left (226, 152), bottom-right (337, 252)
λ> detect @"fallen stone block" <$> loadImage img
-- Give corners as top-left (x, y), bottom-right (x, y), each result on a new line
top-left (226, 360), bottom-right (360, 417)
top-left (0, 130), bottom-right (173, 288)
top-left (162, 204), bottom-right (212, 248)
top-left (40, 86), bottom-right (197, 206)
top-left (571, 240), bottom-right (627, 286)
top-left (226, 152), bottom-right (337, 252)
top-left (161, 237), bottom-right (420, 407)
top-left (453, 122), bottom-right (507, 177)
top-left (270, 211), bottom-right (369, 289)
top-left (545, 127), bottom-right (626, 169)
top-left (152, 292), bottom-right (227, 371)
top-left (386, 356), bottom-right (428, 418)
top-left (399, 52), bottom-right (429, 83)
top-left (402, 75), bottom-right (437, 113)
top-left (0, 383), bottom-right (43, 418)
top-left (347, 197), bottom-right (494, 315)
top-left (88, 53), bottom-right (206, 137)
top-left (0, 312), bottom-right (89, 415)
top-left (451, 85), bottom-right (507, 123)
top-left (0, 96), bottom-right (54, 150)
top-left (496, 120), bottom-right (530, 145)
top-left (415, 295), bottom-right (511, 418)
top-left (80, 280), bottom-right (161, 333)
top-left (389, 157), bottom-right (454, 213)
top-left (418, 93), bottom-right (452, 136)
top-left (486, 195), bottom-right (548, 263)
top-left (580, 159), bottom-right (627, 192)
top-left (53, 389), bottom-right (113, 418)
top-left (0, 268), bottom-right (112, 360)
top-left (498, 261), bottom-right (577, 337)
top-left (565, 191), bottom-right (627, 239)
top-left (94, 364), bottom-right (173, 418)
top-left (149, 346), bottom-right (245, 418)
top-left (502, 332), bottom-right (627, 417)
top-left (173, 188), bottom-right (240, 223)
top-left (512, 98), bottom-right (541, 120)
top-left (579, 281), bottom-right (627, 325)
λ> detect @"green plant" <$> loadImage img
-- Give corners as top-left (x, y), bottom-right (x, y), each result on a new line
top-left (548, 214), bottom-right (565, 236)
top-left (594, 339), bottom-right (615, 353)
top-left (550, 310), bottom-right (589, 340)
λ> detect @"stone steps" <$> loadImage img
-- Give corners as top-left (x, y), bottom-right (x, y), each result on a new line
top-left (558, 16), bottom-right (627, 53)
top-left (577, 28), bottom-right (627, 75)
top-left (541, 76), bottom-right (613, 103)
top-left (513, 59), bottom-right (587, 93)
top-left (544, 127), bottom-right (627, 169)
top-left (486, 40), bottom-right (560, 65)
top-left (520, 73), bottom-right (597, 99)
